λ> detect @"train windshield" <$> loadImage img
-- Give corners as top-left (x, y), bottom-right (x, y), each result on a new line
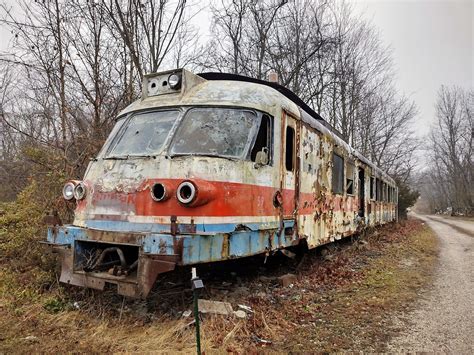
top-left (107, 110), bottom-right (179, 157)
top-left (170, 108), bottom-right (258, 159)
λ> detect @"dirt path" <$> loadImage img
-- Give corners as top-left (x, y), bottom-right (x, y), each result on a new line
top-left (387, 214), bottom-right (474, 353)
top-left (425, 215), bottom-right (474, 237)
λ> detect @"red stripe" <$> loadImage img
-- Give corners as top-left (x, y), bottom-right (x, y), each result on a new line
top-left (77, 179), bottom-right (362, 218)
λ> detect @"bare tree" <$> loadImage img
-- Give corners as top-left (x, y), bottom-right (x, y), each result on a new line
top-left (102, 0), bottom-right (188, 79)
top-left (1, 1), bottom-right (70, 165)
top-left (425, 86), bottom-right (473, 214)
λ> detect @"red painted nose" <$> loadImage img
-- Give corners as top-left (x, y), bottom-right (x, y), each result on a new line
top-left (176, 179), bottom-right (216, 207)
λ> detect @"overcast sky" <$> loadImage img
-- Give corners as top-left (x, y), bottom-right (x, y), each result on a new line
top-left (350, 0), bottom-right (472, 139)
top-left (1, 0), bottom-right (472, 142)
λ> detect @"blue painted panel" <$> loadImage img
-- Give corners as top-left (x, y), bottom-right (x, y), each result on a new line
top-left (47, 219), bottom-right (296, 265)
top-left (83, 219), bottom-right (279, 234)
top-left (229, 232), bottom-right (251, 257)
top-left (47, 226), bottom-right (87, 246)
top-left (85, 220), bottom-right (169, 233)
top-left (181, 234), bottom-right (225, 264)
top-left (251, 230), bottom-right (269, 254)
top-left (143, 234), bottom-right (175, 254)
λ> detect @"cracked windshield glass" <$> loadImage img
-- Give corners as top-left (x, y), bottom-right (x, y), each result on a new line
top-left (108, 110), bottom-right (179, 157)
top-left (170, 108), bottom-right (257, 158)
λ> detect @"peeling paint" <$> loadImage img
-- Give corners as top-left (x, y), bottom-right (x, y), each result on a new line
top-left (46, 68), bottom-right (398, 298)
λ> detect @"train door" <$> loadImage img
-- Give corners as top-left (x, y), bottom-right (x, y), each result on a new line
top-left (279, 111), bottom-right (300, 241)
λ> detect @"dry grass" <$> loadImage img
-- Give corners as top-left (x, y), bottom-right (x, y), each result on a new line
top-left (0, 218), bottom-right (439, 353)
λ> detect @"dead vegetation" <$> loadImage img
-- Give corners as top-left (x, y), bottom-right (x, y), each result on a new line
top-left (0, 218), bottom-right (438, 353)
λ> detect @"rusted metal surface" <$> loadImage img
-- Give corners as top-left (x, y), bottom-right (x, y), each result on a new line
top-left (47, 68), bottom-right (398, 297)
top-left (86, 228), bottom-right (145, 245)
top-left (54, 243), bottom-right (179, 298)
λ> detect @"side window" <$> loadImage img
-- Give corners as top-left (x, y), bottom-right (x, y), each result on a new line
top-left (251, 114), bottom-right (273, 164)
top-left (346, 162), bottom-right (355, 195)
top-left (376, 178), bottom-right (381, 201)
top-left (285, 126), bottom-right (295, 171)
top-left (370, 176), bottom-right (375, 199)
top-left (332, 153), bottom-right (344, 194)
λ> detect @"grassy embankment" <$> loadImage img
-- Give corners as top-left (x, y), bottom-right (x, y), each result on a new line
top-left (1, 196), bottom-right (438, 353)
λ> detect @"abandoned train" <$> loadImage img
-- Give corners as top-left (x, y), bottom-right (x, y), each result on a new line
top-left (45, 69), bottom-right (398, 298)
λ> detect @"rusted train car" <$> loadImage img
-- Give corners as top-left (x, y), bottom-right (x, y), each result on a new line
top-left (45, 69), bottom-right (398, 298)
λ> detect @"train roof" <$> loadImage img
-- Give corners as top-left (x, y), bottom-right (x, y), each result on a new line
top-left (198, 72), bottom-right (346, 140)
top-left (119, 69), bottom-right (395, 185)
top-left (198, 72), bottom-right (395, 185)
top-left (198, 73), bottom-right (324, 120)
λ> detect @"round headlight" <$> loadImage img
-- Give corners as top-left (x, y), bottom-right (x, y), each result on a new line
top-left (177, 181), bottom-right (196, 204)
top-left (74, 182), bottom-right (87, 200)
top-left (168, 73), bottom-right (182, 90)
top-left (62, 182), bottom-right (75, 201)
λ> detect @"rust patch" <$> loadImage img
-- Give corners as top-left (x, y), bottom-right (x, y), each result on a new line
top-left (86, 228), bottom-right (145, 245)
top-left (57, 246), bottom-right (179, 298)
top-left (158, 240), bottom-right (167, 254)
top-left (172, 236), bottom-right (184, 261)
top-left (170, 215), bottom-right (178, 236)
top-left (179, 219), bottom-right (197, 234)
top-left (221, 233), bottom-right (230, 259)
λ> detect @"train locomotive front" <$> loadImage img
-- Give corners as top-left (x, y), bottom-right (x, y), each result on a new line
top-left (45, 69), bottom-right (301, 298)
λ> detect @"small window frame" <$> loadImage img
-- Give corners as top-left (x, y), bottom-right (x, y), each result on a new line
top-left (332, 152), bottom-right (344, 195)
top-left (376, 178), bottom-right (381, 201)
top-left (249, 114), bottom-right (274, 166)
top-left (285, 125), bottom-right (295, 172)
top-left (346, 162), bottom-right (355, 195)
top-left (370, 176), bottom-right (375, 200)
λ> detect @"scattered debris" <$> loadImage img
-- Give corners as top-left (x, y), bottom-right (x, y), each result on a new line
top-left (238, 304), bottom-right (254, 313)
top-left (181, 310), bottom-right (192, 318)
top-left (73, 301), bottom-right (80, 310)
top-left (179, 319), bottom-right (196, 330)
top-left (252, 335), bottom-right (272, 345)
top-left (233, 310), bottom-right (247, 319)
top-left (198, 299), bottom-right (233, 316)
top-left (279, 273), bottom-right (298, 287)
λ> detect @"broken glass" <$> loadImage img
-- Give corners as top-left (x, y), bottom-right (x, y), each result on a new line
top-left (170, 108), bottom-right (258, 159)
top-left (108, 110), bottom-right (179, 157)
